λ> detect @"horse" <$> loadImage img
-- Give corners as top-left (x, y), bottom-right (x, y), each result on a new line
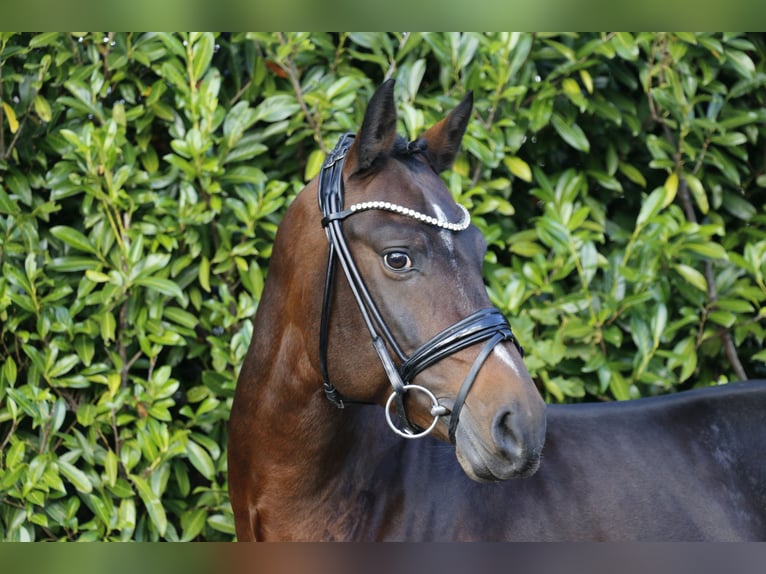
top-left (228, 79), bottom-right (766, 541)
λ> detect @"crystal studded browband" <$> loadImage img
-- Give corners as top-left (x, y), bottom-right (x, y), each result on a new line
top-left (321, 200), bottom-right (471, 232)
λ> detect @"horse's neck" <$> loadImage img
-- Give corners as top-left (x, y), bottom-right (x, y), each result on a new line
top-left (240, 317), bottom-right (387, 538)
top-left (252, 401), bottom-right (387, 539)
top-left (234, 193), bottom-right (399, 538)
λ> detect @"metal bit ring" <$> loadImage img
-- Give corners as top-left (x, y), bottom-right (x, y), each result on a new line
top-left (385, 384), bottom-right (446, 439)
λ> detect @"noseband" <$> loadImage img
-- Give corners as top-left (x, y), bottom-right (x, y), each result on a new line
top-left (317, 133), bottom-right (523, 444)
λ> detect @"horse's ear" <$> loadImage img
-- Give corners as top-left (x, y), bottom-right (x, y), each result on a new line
top-left (419, 91), bottom-right (473, 173)
top-left (346, 79), bottom-right (398, 173)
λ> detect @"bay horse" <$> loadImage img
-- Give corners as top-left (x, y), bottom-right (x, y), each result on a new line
top-left (228, 80), bottom-right (766, 541)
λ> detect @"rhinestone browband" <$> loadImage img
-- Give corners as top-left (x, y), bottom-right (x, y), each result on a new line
top-left (344, 201), bottom-right (471, 232)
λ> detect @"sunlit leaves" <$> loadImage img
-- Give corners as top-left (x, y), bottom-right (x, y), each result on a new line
top-left (1, 31), bottom-right (765, 543)
top-left (50, 226), bottom-right (99, 255)
top-left (504, 156), bottom-right (533, 182)
top-left (479, 31), bottom-right (766, 403)
top-left (2, 101), bottom-right (18, 133)
top-left (0, 32), bottom-right (254, 542)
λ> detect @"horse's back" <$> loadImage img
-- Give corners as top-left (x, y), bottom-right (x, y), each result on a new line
top-left (522, 380), bottom-right (766, 540)
top-left (363, 381), bottom-right (766, 541)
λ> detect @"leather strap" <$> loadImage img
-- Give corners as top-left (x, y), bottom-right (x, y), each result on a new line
top-left (448, 332), bottom-right (507, 444)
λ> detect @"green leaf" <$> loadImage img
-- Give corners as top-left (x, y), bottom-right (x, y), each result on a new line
top-left (709, 310), bottom-right (736, 328)
top-left (58, 459), bottom-right (93, 494)
top-left (504, 156), bottom-right (533, 182)
top-left (674, 264), bottom-right (708, 292)
top-left (675, 32), bottom-right (698, 45)
top-left (156, 32), bottom-right (186, 58)
top-left (304, 148), bottom-right (326, 182)
top-left (34, 95), bottom-right (52, 123)
top-left (663, 172), bottom-right (678, 207)
top-left (199, 256), bottom-right (211, 292)
top-left (3, 357), bottom-right (18, 385)
top-left (47, 354), bottom-right (80, 379)
top-left (562, 78), bottom-right (587, 110)
top-left (186, 440), bottom-right (215, 480)
top-left (636, 186), bottom-right (666, 227)
top-left (630, 315), bottom-right (652, 358)
top-left (509, 240), bottom-right (546, 257)
top-left (404, 60), bottom-right (427, 101)
top-left (537, 216), bottom-right (571, 250)
top-left (62, 80), bottom-right (104, 123)
top-left (672, 337), bottom-right (697, 382)
top-left (86, 492), bottom-right (113, 527)
top-left (507, 33), bottom-right (533, 78)
top-left (164, 307), bottom-right (199, 329)
top-left (722, 191), bottom-right (756, 221)
top-left (0, 185), bottom-right (21, 215)
top-left (135, 277), bottom-right (183, 299)
top-left (2, 102), bottom-right (18, 133)
top-left (579, 69), bottom-right (594, 94)
top-left (551, 114), bottom-right (590, 152)
top-left (715, 298), bottom-right (754, 313)
top-left (207, 514), bottom-right (236, 535)
top-left (129, 473), bottom-right (167, 536)
top-left (607, 370), bottom-right (631, 401)
top-left (253, 95), bottom-right (301, 123)
top-left (684, 173), bottom-right (709, 214)
top-left (100, 311), bottom-right (116, 343)
top-left (191, 33), bottom-right (215, 82)
top-left (5, 264), bottom-right (33, 294)
top-left (85, 269), bottom-right (111, 283)
top-left (77, 403), bottom-right (97, 426)
top-left (725, 49), bottom-right (755, 79)
top-left (225, 139), bottom-right (268, 165)
top-left (710, 132), bottom-right (747, 147)
top-left (651, 303), bottom-right (667, 345)
top-left (605, 145), bottom-right (618, 176)
top-left (613, 32), bottom-right (639, 60)
top-left (588, 170), bottom-right (622, 192)
top-left (48, 256), bottom-right (101, 272)
top-left (29, 32), bottom-right (61, 48)
top-left (50, 226), bottom-right (98, 255)
top-left (132, 253), bottom-right (172, 280)
top-left (682, 241), bottom-right (728, 260)
top-left (528, 95), bottom-right (553, 132)
top-left (181, 508), bottom-right (208, 542)
top-left (6, 440), bottom-right (26, 468)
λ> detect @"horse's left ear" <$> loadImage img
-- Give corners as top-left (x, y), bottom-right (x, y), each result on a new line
top-left (345, 79), bottom-right (398, 174)
top-left (419, 91), bottom-right (473, 173)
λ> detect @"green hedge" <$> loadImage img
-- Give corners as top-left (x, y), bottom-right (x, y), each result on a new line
top-left (1, 32), bottom-right (765, 541)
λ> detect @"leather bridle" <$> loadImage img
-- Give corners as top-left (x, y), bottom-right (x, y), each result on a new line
top-left (317, 133), bottom-right (523, 444)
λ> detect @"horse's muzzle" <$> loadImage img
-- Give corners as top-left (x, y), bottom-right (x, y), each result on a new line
top-left (454, 396), bottom-right (547, 482)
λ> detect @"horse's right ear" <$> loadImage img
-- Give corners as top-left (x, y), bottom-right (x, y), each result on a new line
top-left (418, 91), bottom-right (473, 173)
top-left (345, 79), bottom-right (398, 173)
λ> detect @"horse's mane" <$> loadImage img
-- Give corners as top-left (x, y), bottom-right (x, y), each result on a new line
top-left (392, 135), bottom-right (427, 157)
top-left (387, 135), bottom-right (429, 170)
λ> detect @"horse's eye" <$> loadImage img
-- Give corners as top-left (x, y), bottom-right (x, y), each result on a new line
top-left (383, 251), bottom-right (412, 271)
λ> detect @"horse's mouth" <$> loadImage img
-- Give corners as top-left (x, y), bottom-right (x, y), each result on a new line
top-left (453, 424), bottom-right (543, 483)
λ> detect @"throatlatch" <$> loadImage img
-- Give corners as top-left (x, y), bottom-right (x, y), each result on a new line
top-left (317, 133), bottom-right (523, 443)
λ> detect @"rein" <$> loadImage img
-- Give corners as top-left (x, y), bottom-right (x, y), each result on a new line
top-left (317, 133), bottom-right (523, 443)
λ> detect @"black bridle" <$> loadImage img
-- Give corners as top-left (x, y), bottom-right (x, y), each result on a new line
top-left (317, 133), bottom-right (523, 444)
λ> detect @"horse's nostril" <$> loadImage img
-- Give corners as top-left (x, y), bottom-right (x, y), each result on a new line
top-left (492, 409), bottom-right (524, 458)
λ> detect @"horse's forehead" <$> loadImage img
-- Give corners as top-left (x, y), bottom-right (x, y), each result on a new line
top-left (429, 201), bottom-right (467, 298)
top-left (360, 157), bottom-right (455, 213)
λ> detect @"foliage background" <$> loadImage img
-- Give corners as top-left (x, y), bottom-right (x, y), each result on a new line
top-left (0, 32), bottom-right (764, 541)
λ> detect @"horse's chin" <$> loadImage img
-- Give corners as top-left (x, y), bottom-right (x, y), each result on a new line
top-left (454, 429), bottom-right (542, 483)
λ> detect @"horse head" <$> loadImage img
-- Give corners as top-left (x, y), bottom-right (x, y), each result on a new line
top-left (313, 80), bottom-right (546, 481)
